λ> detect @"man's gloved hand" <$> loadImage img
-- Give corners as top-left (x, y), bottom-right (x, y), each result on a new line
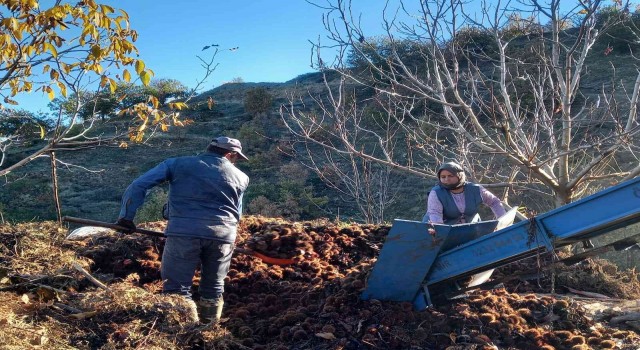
top-left (116, 218), bottom-right (136, 234)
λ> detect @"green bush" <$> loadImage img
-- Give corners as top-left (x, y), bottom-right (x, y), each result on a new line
top-left (452, 27), bottom-right (499, 60)
top-left (136, 188), bottom-right (168, 223)
top-left (245, 162), bottom-right (328, 220)
top-left (244, 87), bottom-right (273, 117)
top-left (595, 6), bottom-right (640, 54)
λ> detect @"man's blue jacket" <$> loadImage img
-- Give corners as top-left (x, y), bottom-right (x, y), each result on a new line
top-left (118, 153), bottom-right (249, 243)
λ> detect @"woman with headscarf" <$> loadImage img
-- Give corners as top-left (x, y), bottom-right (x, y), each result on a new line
top-left (423, 161), bottom-right (506, 225)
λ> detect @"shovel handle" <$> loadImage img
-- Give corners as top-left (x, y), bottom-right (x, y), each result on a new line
top-left (62, 216), bottom-right (165, 237)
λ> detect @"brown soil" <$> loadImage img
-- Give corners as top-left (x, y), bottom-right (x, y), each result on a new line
top-left (0, 217), bottom-right (639, 349)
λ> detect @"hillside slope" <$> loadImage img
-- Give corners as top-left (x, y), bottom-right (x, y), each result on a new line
top-left (1, 44), bottom-right (638, 224)
top-left (0, 71), bottom-right (429, 224)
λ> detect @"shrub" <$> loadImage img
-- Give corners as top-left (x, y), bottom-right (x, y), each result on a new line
top-left (595, 6), bottom-right (640, 54)
top-left (244, 87), bottom-right (273, 117)
top-left (248, 195), bottom-right (282, 217)
top-left (136, 188), bottom-right (168, 223)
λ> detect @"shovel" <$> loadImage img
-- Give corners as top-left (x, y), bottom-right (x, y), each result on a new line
top-left (61, 216), bottom-right (296, 266)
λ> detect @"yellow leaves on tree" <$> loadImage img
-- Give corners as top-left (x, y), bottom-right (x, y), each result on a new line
top-left (0, 0), bottom-right (191, 147)
top-left (122, 69), bottom-right (131, 82)
top-left (120, 99), bottom-right (193, 144)
top-left (0, 0), bottom-right (153, 106)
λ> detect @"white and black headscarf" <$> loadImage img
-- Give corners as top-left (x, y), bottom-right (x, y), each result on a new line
top-left (437, 161), bottom-right (467, 190)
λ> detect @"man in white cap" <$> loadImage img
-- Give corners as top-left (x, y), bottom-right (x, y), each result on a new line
top-left (116, 136), bottom-right (249, 324)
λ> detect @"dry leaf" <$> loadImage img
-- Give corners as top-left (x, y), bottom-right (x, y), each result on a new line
top-left (455, 304), bottom-right (470, 312)
top-left (449, 332), bottom-right (457, 343)
top-left (36, 286), bottom-right (58, 302)
top-left (30, 335), bottom-right (49, 346)
top-left (542, 311), bottom-right (561, 323)
top-left (315, 332), bottom-right (336, 340)
top-left (473, 334), bottom-right (492, 344)
top-left (69, 311), bottom-right (97, 320)
top-left (21, 294), bottom-right (30, 304)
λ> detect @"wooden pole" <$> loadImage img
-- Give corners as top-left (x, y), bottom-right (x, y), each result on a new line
top-left (50, 151), bottom-right (62, 223)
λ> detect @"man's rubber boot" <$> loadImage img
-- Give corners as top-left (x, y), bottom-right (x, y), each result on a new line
top-left (197, 296), bottom-right (224, 324)
top-left (184, 298), bottom-right (199, 324)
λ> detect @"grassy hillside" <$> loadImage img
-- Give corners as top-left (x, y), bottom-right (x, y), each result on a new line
top-left (1, 40), bottom-right (638, 224)
top-left (0, 72), bottom-right (429, 224)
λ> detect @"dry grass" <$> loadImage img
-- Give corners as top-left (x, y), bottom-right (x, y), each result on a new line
top-left (0, 222), bottom-right (239, 349)
top-left (0, 292), bottom-right (74, 349)
top-left (0, 221), bottom-right (91, 275)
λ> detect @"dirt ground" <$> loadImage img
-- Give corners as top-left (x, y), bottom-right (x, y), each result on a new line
top-left (1, 217), bottom-right (639, 349)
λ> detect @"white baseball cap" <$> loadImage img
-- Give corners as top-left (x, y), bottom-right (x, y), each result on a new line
top-left (210, 136), bottom-right (249, 160)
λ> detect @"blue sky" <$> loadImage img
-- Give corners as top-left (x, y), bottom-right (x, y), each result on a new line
top-left (16, 0), bottom-right (561, 113)
top-left (16, 0), bottom-right (394, 112)
top-left (120, 0), bottom-right (398, 86)
top-left (119, 0), bottom-right (333, 87)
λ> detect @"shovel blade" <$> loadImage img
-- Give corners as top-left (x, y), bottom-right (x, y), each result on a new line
top-left (66, 226), bottom-right (113, 240)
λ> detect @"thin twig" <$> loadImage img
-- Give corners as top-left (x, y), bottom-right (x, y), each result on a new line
top-left (72, 262), bottom-right (112, 296)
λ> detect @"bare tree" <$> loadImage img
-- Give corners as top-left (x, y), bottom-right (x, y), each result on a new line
top-left (282, 82), bottom-right (403, 223)
top-left (281, 0), bottom-right (640, 209)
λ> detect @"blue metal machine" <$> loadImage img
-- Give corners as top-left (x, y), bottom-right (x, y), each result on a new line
top-left (362, 176), bottom-right (640, 309)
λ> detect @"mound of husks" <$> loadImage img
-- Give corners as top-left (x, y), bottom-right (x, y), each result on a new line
top-left (1, 217), bottom-right (639, 349)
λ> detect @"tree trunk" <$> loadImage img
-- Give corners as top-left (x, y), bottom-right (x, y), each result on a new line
top-left (554, 185), bottom-right (574, 208)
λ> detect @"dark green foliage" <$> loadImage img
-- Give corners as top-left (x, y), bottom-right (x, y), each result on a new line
top-left (49, 84), bottom-right (141, 121)
top-left (136, 187), bottom-right (168, 223)
top-left (0, 174), bottom-right (56, 221)
top-left (346, 37), bottom-right (430, 83)
top-left (236, 117), bottom-right (329, 220)
top-left (243, 87), bottom-right (273, 117)
top-left (48, 79), bottom-right (189, 122)
top-left (247, 162), bottom-right (328, 220)
top-left (451, 27), bottom-right (499, 62)
top-left (146, 79), bottom-right (189, 105)
top-left (0, 109), bottom-right (54, 142)
top-left (595, 6), bottom-right (640, 54)
top-left (499, 13), bottom-right (543, 41)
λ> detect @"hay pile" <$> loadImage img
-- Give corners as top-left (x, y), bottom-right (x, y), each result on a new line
top-left (0, 217), bottom-right (639, 349)
top-left (496, 253), bottom-right (640, 299)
